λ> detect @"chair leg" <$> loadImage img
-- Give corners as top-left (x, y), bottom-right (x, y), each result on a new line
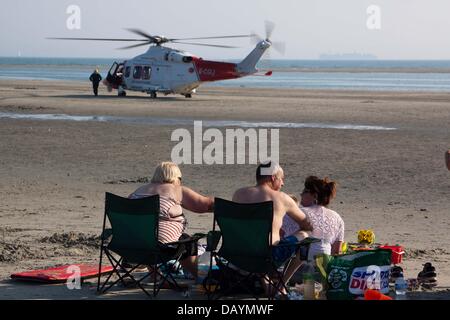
top-left (153, 260), bottom-right (157, 297)
top-left (97, 245), bottom-right (105, 292)
top-left (263, 275), bottom-right (280, 300)
top-left (99, 252), bottom-right (125, 293)
top-left (154, 253), bottom-right (185, 296)
top-left (264, 271), bottom-right (290, 300)
top-left (101, 253), bottom-right (154, 297)
top-left (101, 253), bottom-right (137, 293)
top-left (212, 265), bottom-right (261, 300)
top-left (99, 250), bottom-right (188, 298)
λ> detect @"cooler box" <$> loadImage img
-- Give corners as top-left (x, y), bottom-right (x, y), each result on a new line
top-left (379, 245), bottom-right (404, 264)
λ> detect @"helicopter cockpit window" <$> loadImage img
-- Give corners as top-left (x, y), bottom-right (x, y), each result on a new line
top-left (143, 66), bottom-right (151, 80)
top-left (124, 66), bottom-right (131, 78)
top-left (133, 66), bottom-right (142, 79)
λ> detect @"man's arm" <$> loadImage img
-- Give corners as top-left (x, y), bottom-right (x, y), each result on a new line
top-left (284, 194), bottom-right (313, 231)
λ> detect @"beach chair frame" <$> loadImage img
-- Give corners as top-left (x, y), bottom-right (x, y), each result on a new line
top-left (204, 197), bottom-right (314, 300)
top-left (97, 192), bottom-right (192, 297)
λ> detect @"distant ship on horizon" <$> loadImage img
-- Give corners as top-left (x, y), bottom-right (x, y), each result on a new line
top-left (319, 52), bottom-right (377, 60)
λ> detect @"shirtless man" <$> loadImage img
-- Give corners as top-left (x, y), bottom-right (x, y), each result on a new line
top-left (232, 161), bottom-right (313, 294)
top-left (232, 161), bottom-right (312, 245)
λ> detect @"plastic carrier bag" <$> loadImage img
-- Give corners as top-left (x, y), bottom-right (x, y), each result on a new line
top-left (325, 249), bottom-right (392, 300)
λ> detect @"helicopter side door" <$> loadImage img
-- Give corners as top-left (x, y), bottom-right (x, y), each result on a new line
top-left (105, 61), bottom-right (124, 89)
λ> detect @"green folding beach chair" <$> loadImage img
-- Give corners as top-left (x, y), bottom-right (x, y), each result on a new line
top-left (97, 192), bottom-right (199, 297)
top-left (204, 197), bottom-right (319, 300)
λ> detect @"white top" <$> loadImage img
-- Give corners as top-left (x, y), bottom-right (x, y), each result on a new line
top-left (281, 205), bottom-right (344, 260)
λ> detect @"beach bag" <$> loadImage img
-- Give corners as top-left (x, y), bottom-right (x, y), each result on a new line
top-left (326, 249), bottom-right (391, 300)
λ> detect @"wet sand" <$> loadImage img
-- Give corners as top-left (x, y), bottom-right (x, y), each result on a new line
top-left (0, 79), bottom-right (449, 299)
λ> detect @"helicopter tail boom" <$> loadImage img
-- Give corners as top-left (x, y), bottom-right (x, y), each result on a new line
top-left (192, 58), bottom-right (240, 82)
top-left (236, 40), bottom-right (271, 75)
top-left (191, 40), bottom-right (271, 83)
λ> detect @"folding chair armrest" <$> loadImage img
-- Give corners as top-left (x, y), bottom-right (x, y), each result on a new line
top-left (274, 236), bottom-right (320, 248)
top-left (206, 231), bottom-right (221, 252)
top-left (192, 232), bottom-right (207, 241)
top-left (273, 237), bottom-right (322, 261)
top-left (275, 242), bottom-right (297, 248)
top-left (299, 236), bottom-right (321, 246)
top-left (165, 233), bottom-right (206, 246)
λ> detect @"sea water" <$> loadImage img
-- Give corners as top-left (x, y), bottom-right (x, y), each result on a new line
top-left (3, 57), bottom-right (450, 92)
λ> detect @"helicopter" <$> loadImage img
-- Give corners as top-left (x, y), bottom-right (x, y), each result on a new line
top-left (48, 22), bottom-right (284, 98)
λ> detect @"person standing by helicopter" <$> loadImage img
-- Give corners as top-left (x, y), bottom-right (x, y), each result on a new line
top-left (89, 68), bottom-right (102, 96)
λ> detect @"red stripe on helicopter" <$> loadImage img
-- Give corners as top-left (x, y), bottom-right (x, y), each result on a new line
top-left (192, 58), bottom-right (240, 82)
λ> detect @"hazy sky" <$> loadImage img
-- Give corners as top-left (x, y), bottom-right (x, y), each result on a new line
top-left (2, 0), bottom-right (450, 59)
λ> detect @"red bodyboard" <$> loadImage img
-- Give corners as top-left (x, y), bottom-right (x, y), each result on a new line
top-left (11, 264), bottom-right (113, 283)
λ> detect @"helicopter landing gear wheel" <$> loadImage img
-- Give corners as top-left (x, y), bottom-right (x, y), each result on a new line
top-left (185, 93), bottom-right (192, 98)
top-left (150, 91), bottom-right (157, 99)
top-left (118, 91), bottom-right (126, 97)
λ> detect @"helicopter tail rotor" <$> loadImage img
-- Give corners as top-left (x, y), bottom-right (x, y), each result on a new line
top-left (272, 41), bottom-right (286, 55)
top-left (265, 20), bottom-right (275, 41)
top-left (240, 21), bottom-right (285, 74)
top-left (251, 20), bottom-right (286, 55)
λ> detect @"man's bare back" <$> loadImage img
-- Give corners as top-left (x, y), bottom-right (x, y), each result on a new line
top-left (232, 185), bottom-right (311, 244)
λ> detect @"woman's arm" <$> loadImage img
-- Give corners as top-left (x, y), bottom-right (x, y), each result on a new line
top-left (331, 241), bottom-right (343, 255)
top-left (181, 186), bottom-right (214, 213)
top-left (331, 215), bottom-right (345, 255)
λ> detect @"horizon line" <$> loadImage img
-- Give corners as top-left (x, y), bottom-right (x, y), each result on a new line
top-left (3, 55), bottom-right (450, 61)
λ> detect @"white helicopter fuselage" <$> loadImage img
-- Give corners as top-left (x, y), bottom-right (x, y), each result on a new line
top-left (104, 40), bottom-right (271, 97)
top-left (123, 46), bottom-right (200, 95)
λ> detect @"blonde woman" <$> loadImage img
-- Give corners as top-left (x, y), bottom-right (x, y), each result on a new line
top-left (129, 162), bottom-right (214, 279)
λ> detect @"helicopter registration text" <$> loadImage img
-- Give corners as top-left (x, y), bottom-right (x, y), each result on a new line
top-left (198, 68), bottom-right (216, 77)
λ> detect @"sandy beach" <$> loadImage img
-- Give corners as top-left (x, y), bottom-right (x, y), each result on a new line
top-left (0, 79), bottom-right (449, 299)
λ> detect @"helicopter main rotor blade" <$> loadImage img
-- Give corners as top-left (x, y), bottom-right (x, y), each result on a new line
top-left (118, 42), bottom-right (152, 50)
top-left (170, 34), bottom-right (256, 41)
top-left (125, 28), bottom-right (157, 42)
top-left (250, 31), bottom-right (263, 45)
top-left (171, 41), bottom-right (239, 48)
top-left (47, 37), bottom-right (148, 42)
